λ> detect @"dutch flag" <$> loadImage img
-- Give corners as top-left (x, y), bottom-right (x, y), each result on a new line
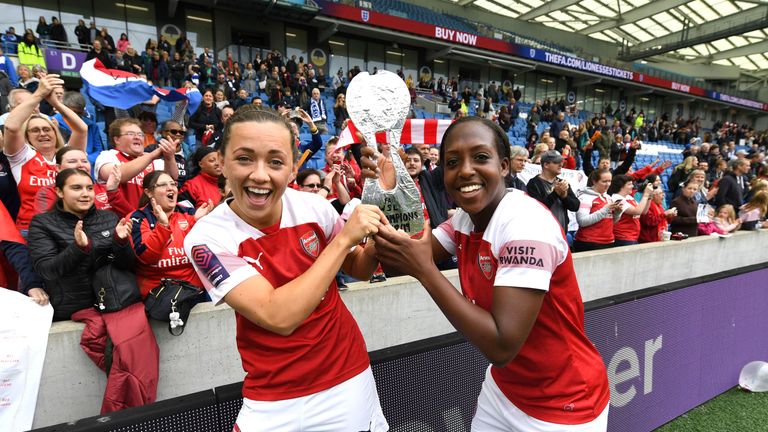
top-left (80, 59), bottom-right (201, 114)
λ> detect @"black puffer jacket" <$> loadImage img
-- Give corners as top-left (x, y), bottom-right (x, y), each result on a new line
top-left (188, 104), bottom-right (222, 141)
top-left (28, 202), bottom-right (135, 321)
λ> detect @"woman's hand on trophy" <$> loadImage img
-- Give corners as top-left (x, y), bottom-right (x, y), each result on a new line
top-left (360, 146), bottom-right (396, 190)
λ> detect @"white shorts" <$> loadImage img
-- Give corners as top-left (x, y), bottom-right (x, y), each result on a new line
top-left (471, 367), bottom-right (608, 432)
top-left (233, 367), bottom-right (389, 432)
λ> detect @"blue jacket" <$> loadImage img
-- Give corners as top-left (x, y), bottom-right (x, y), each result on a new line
top-left (0, 54), bottom-right (18, 86)
top-left (54, 111), bottom-right (106, 173)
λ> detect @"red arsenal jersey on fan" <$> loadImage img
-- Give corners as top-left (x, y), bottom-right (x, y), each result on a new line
top-left (8, 146), bottom-right (56, 231)
top-left (94, 149), bottom-right (164, 208)
top-left (612, 194), bottom-right (641, 241)
top-left (131, 206), bottom-right (202, 297)
top-left (184, 189), bottom-right (369, 401)
top-left (575, 191), bottom-right (615, 244)
top-left (433, 190), bottom-right (610, 425)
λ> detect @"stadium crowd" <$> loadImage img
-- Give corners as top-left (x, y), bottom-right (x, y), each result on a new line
top-left (1, 21), bottom-right (768, 423)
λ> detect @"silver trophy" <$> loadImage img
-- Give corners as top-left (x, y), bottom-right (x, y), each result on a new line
top-left (346, 71), bottom-right (425, 235)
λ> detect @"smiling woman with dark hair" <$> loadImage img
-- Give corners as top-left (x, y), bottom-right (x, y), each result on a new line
top-left (367, 116), bottom-right (610, 431)
top-left (27, 169), bottom-right (134, 321)
top-left (183, 108), bottom-right (389, 431)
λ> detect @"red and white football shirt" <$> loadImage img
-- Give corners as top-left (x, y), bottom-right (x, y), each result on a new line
top-left (575, 191), bottom-right (615, 244)
top-left (612, 193), bottom-right (640, 241)
top-left (94, 149), bottom-right (164, 208)
top-left (433, 190), bottom-right (610, 425)
top-left (184, 188), bottom-right (369, 401)
top-left (6, 145), bottom-right (56, 231)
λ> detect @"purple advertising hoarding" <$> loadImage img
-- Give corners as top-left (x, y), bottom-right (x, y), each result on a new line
top-left (585, 268), bottom-right (768, 432)
top-left (44, 49), bottom-right (87, 77)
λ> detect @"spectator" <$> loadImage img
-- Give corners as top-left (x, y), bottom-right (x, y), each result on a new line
top-left (501, 146), bottom-right (525, 193)
top-left (714, 158), bottom-right (749, 210)
top-left (497, 105), bottom-right (511, 132)
top-left (299, 166), bottom-right (350, 214)
top-left (531, 142), bottom-right (549, 164)
top-left (4, 74), bottom-right (87, 234)
top-left (323, 137), bottom-right (362, 199)
top-left (403, 147), bottom-right (449, 229)
top-left (639, 187), bottom-right (675, 243)
top-left (135, 111), bottom-right (158, 147)
top-left (738, 191), bottom-right (768, 230)
top-left (0, 46), bottom-right (17, 86)
top-left (35, 147), bottom-right (131, 217)
top-left (87, 21), bottom-right (98, 44)
top-left (683, 169), bottom-right (716, 205)
top-left (230, 88), bottom-right (249, 111)
top-left (574, 168), bottom-right (622, 252)
top-left (0, 71), bottom-right (12, 116)
top-left (97, 27), bottom-right (115, 53)
top-left (667, 156), bottom-right (697, 194)
top-left (307, 87), bottom-right (327, 133)
top-left (48, 17), bottom-right (67, 44)
top-left (113, 49), bottom-right (134, 72)
top-left (85, 40), bottom-right (114, 68)
top-left (18, 30), bottom-right (45, 68)
top-left (214, 89), bottom-right (230, 110)
top-left (333, 93), bottom-right (348, 133)
top-left (189, 89), bottom-right (223, 142)
top-left (428, 147), bottom-right (439, 167)
top-left (527, 105), bottom-right (540, 137)
top-left (581, 139), bottom-right (637, 177)
top-left (215, 72), bottom-right (236, 100)
top-left (607, 175), bottom-right (654, 246)
top-left (27, 168), bottom-right (135, 321)
top-left (447, 90), bottom-right (461, 113)
top-left (146, 120), bottom-right (188, 188)
top-left (526, 150), bottom-right (579, 234)
top-left (2, 27), bottom-right (20, 55)
top-left (74, 20), bottom-right (89, 46)
top-left (94, 118), bottom-right (179, 208)
top-left (53, 91), bottom-right (105, 170)
top-left (146, 51), bottom-right (169, 87)
top-left (16, 64), bottom-right (39, 93)
top-left (130, 170), bottom-right (210, 298)
top-left (206, 106), bottom-right (234, 150)
top-left (168, 51), bottom-right (186, 88)
top-left (117, 33), bottom-right (130, 52)
top-left (713, 204), bottom-right (740, 233)
top-left (158, 35), bottom-right (171, 56)
top-left (0, 200), bottom-right (46, 302)
top-left (179, 147), bottom-right (222, 207)
top-left (550, 111), bottom-right (567, 136)
top-left (668, 179), bottom-right (700, 237)
top-left (35, 17), bottom-right (50, 42)
top-left (125, 46), bottom-right (142, 73)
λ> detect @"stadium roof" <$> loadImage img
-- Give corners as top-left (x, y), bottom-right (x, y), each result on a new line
top-left (443, 0), bottom-right (768, 76)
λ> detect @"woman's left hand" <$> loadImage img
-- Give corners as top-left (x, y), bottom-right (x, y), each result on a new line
top-left (195, 199), bottom-right (214, 220)
top-left (27, 287), bottom-right (49, 306)
top-left (373, 224), bottom-right (434, 281)
top-left (115, 217), bottom-right (133, 240)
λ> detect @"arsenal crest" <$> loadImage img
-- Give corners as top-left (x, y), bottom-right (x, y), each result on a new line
top-left (478, 254), bottom-right (493, 280)
top-left (300, 231), bottom-right (320, 258)
top-left (95, 192), bottom-right (108, 204)
top-left (178, 219), bottom-right (189, 231)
